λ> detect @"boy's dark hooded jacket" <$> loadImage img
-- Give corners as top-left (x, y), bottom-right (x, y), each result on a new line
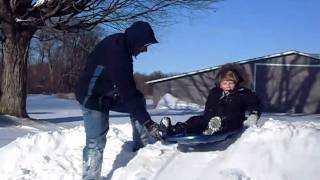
top-left (203, 86), bottom-right (261, 131)
top-left (183, 65), bottom-right (261, 134)
top-left (75, 21), bottom-right (158, 124)
top-left (203, 65), bottom-right (261, 131)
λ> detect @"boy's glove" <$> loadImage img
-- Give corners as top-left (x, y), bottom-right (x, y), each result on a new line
top-left (144, 120), bottom-right (165, 140)
top-left (243, 114), bottom-right (258, 127)
top-left (203, 116), bottom-right (222, 135)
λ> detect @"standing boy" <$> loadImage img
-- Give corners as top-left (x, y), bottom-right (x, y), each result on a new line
top-left (75, 21), bottom-right (164, 180)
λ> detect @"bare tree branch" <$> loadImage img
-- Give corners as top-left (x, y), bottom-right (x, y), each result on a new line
top-left (2, 0), bottom-right (219, 32)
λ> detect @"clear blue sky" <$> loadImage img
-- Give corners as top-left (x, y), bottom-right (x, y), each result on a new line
top-left (134, 0), bottom-right (320, 74)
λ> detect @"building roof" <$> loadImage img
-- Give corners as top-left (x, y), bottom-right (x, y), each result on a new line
top-left (146, 50), bottom-right (320, 84)
top-left (308, 53), bottom-right (320, 59)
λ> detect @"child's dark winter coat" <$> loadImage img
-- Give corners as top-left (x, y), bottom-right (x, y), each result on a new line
top-left (181, 86), bottom-right (261, 135)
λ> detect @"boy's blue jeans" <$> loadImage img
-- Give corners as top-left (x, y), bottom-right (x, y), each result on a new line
top-left (82, 107), bottom-right (149, 180)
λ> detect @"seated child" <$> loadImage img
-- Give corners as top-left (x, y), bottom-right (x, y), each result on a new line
top-left (160, 64), bottom-right (261, 136)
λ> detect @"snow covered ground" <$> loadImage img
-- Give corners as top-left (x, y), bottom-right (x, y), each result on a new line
top-left (0, 94), bottom-right (320, 180)
top-left (156, 93), bottom-right (204, 110)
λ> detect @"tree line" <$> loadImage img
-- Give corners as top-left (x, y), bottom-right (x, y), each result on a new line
top-left (2, 29), bottom-right (171, 96)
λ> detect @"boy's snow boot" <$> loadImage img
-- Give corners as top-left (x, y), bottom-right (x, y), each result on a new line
top-left (159, 117), bottom-right (172, 137)
top-left (203, 116), bottom-right (222, 135)
top-left (172, 122), bottom-right (188, 135)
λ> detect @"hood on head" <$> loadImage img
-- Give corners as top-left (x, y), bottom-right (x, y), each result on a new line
top-left (125, 21), bottom-right (158, 55)
top-left (215, 63), bottom-right (250, 87)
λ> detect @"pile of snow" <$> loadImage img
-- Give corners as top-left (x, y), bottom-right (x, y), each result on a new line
top-left (112, 119), bottom-right (320, 180)
top-left (0, 124), bottom-right (134, 180)
top-left (156, 93), bottom-right (203, 110)
top-left (199, 119), bottom-right (320, 180)
top-left (1, 118), bottom-right (320, 180)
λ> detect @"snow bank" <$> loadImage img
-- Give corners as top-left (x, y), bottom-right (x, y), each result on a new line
top-left (156, 93), bottom-right (203, 110)
top-left (1, 118), bottom-right (320, 180)
top-left (197, 118), bottom-right (320, 180)
top-left (0, 127), bottom-right (83, 180)
top-left (0, 124), bottom-right (134, 180)
top-left (113, 118), bottom-right (320, 180)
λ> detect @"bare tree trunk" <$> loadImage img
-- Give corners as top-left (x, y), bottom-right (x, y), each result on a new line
top-left (48, 57), bottom-right (55, 93)
top-left (0, 24), bottom-right (34, 117)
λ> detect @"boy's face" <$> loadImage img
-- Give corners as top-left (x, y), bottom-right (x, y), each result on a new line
top-left (220, 80), bottom-right (236, 92)
top-left (133, 44), bottom-right (150, 57)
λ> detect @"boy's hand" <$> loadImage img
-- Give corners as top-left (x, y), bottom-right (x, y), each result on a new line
top-left (203, 116), bottom-right (222, 135)
top-left (243, 114), bottom-right (258, 127)
top-left (144, 120), bottom-right (165, 140)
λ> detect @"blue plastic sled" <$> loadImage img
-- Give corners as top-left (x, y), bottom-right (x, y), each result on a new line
top-left (164, 129), bottom-right (243, 145)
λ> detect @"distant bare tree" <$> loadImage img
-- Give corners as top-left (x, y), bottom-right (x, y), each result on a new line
top-left (134, 71), bottom-right (173, 95)
top-left (53, 30), bottom-right (99, 92)
top-left (0, 41), bottom-right (2, 84)
top-left (0, 0), bottom-right (219, 118)
top-left (28, 29), bottom-right (100, 93)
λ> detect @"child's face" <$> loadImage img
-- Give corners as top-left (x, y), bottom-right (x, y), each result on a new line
top-left (220, 80), bottom-right (235, 92)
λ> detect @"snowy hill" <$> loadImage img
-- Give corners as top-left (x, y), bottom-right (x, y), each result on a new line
top-left (0, 95), bottom-right (320, 180)
top-left (113, 118), bottom-right (320, 180)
